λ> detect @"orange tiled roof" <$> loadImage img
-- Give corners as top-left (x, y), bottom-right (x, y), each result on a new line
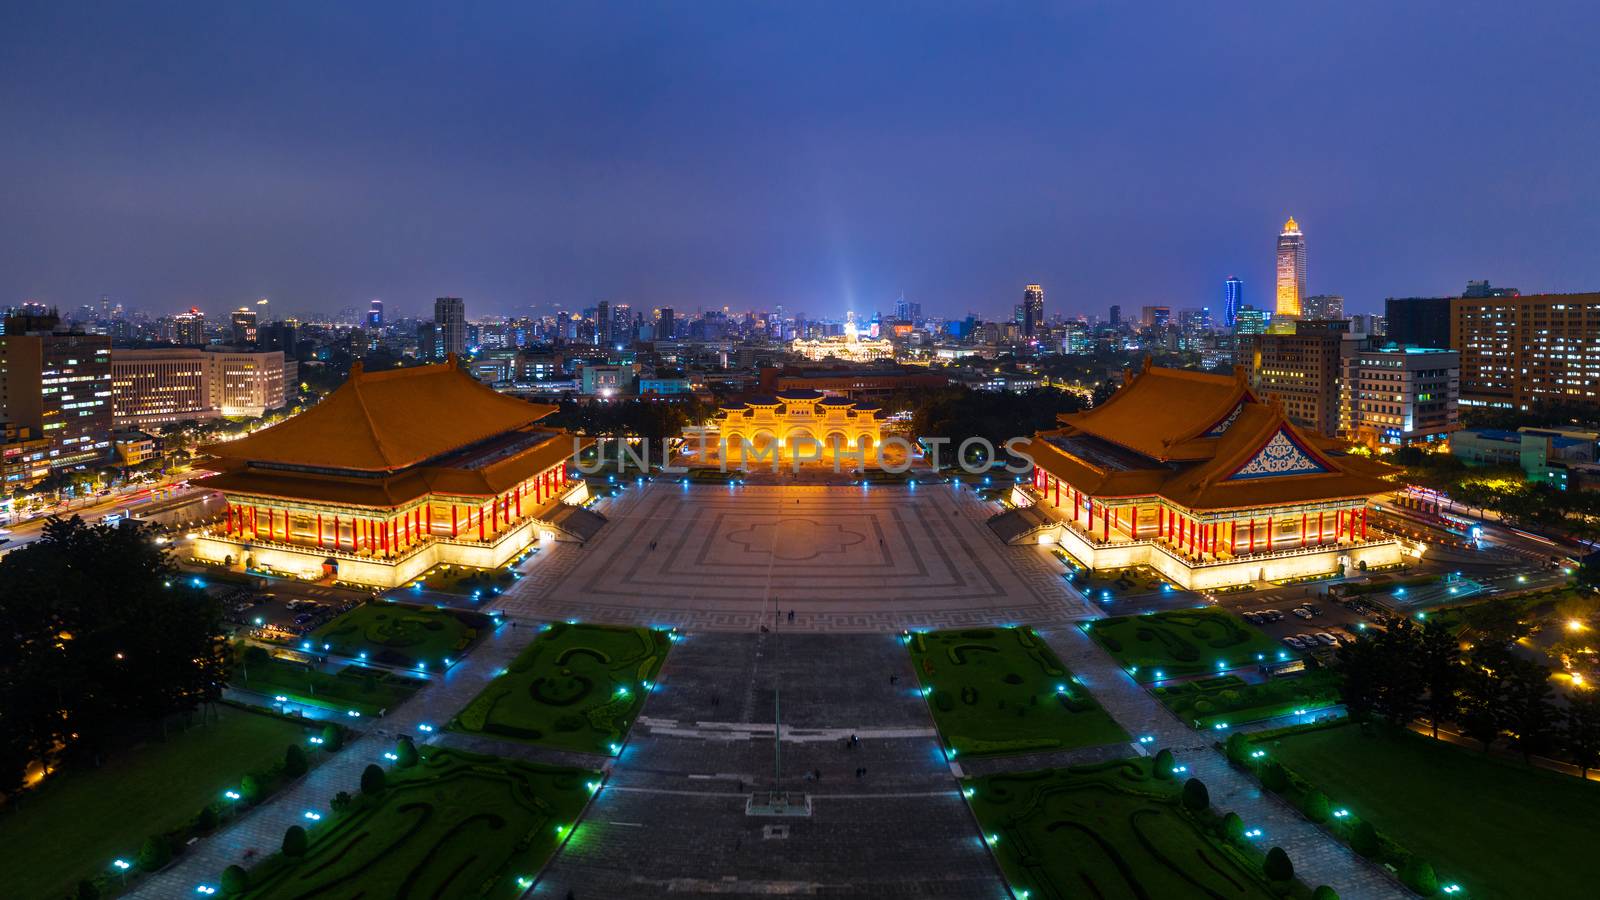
top-left (1030, 363), bottom-right (1397, 512)
top-left (203, 358), bottom-right (558, 472)
top-left (1057, 360), bottom-right (1254, 461)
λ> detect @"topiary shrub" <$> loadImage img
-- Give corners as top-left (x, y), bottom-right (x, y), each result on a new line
top-left (1217, 689), bottom-right (1243, 709)
top-left (137, 835), bottom-right (171, 872)
top-left (320, 724), bottom-right (343, 752)
top-left (1221, 811), bottom-right (1245, 843)
top-left (1313, 887), bottom-right (1339, 900)
top-left (239, 773), bottom-right (264, 805)
top-left (284, 743), bottom-right (309, 777)
top-left (220, 864), bottom-right (249, 896)
top-left (283, 825), bottom-right (308, 858)
top-left (1153, 749), bottom-right (1176, 779)
top-left (361, 763), bottom-right (387, 795)
top-left (1301, 789), bottom-right (1330, 823)
top-left (1260, 761), bottom-right (1289, 793)
top-left (1350, 820), bottom-right (1380, 857)
top-left (330, 790), bottom-right (353, 813)
top-left (196, 804), bottom-right (219, 833)
top-left (396, 735), bottom-right (419, 768)
top-left (1182, 777), bottom-right (1210, 812)
top-left (1402, 857), bottom-right (1439, 896)
top-left (1193, 699), bottom-right (1216, 715)
top-left (1225, 733), bottom-right (1251, 765)
top-left (1264, 846), bottom-right (1294, 882)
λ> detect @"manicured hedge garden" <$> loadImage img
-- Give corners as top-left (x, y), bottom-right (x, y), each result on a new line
top-left (963, 756), bottom-right (1325, 900)
top-left (1153, 669), bottom-right (1342, 729)
top-left (307, 601), bottom-right (491, 670)
top-left (908, 627), bottom-right (1127, 756)
top-left (1233, 721), bottom-right (1600, 899)
top-left (451, 623), bottom-right (671, 754)
top-left (230, 747), bottom-right (597, 898)
top-left (410, 563), bottom-right (517, 597)
top-left (232, 645), bottom-right (424, 716)
top-left (1087, 608), bottom-right (1291, 683)
top-left (0, 703), bottom-right (345, 900)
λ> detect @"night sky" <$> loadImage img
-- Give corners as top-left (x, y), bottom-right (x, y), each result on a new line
top-left (3, 1), bottom-right (1597, 320)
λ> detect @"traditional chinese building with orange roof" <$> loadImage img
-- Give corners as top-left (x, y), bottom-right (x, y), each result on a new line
top-left (189, 356), bottom-right (597, 587)
top-left (1007, 360), bottom-right (1407, 589)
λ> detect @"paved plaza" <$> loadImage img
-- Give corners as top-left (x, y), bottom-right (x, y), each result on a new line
top-left (500, 482), bottom-right (1097, 631)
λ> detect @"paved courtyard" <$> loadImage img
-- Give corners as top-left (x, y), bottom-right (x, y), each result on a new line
top-left (499, 482), bottom-right (1096, 631)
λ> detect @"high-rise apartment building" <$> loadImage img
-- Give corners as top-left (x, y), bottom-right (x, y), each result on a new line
top-left (1021, 284), bottom-right (1045, 337)
top-left (1238, 327), bottom-right (1342, 437)
top-left (1108, 304), bottom-right (1121, 327)
top-left (174, 307), bottom-right (207, 346)
top-left (1275, 216), bottom-right (1307, 318)
top-left (1450, 292), bottom-right (1600, 410)
top-left (367, 299), bottom-right (384, 329)
top-left (1139, 306), bottom-right (1171, 329)
top-left (230, 307), bottom-right (258, 345)
top-left (1234, 306), bottom-right (1269, 335)
top-left (1224, 276), bottom-right (1243, 328)
top-left (610, 304), bottom-right (632, 348)
top-left (1303, 294), bottom-right (1344, 320)
top-left (1340, 347), bottom-right (1459, 448)
top-left (434, 297), bottom-right (466, 358)
top-left (655, 307), bottom-right (675, 341)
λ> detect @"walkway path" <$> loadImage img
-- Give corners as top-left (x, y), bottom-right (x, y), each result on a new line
top-left (1036, 624), bottom-right (1407, 900)
top-left (127, 619), bottom-right (539, 898)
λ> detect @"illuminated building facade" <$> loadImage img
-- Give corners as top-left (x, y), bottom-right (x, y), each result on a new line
top-left (1237, 330), bottom-right (1342, 437)
top-left (1022, 284), bottom-right (1045, 337)
top-left (1340, 347), bottom-right (1459, 448)
top-left (1021, 362), bottom-right (1401, 589)
top-left (1224, 276), bottom-right (1243, 328)
top-left (701, 390), bottom-right (884, 465)
top-left (789, 333), bottom-right (894, 362)
top-left (111, 348), bottom-right (287, 426)
top-left (1275, 216), bottom-right (1307, 318)
top-left (190, 358), bottom-right (594, 587)
top-left (1449, 292), bottom-right (1600, 410)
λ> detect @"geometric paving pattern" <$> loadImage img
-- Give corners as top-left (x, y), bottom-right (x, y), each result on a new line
top-left (496, 483), bottom-right (1099, 631)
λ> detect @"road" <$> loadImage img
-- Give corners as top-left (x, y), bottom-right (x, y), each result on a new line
top-left (1, 481), bottom-right (209, 555)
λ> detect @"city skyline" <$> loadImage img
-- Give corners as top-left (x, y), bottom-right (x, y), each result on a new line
top-left (4, 3), bottom-right (1600, 321)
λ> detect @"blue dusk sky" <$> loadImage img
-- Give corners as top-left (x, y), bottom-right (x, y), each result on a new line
top-left (2, 1), bottom-right (1597, 321)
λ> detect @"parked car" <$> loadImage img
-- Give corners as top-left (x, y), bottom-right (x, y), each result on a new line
top-left (1291, 607), bottom-right (1314, 619)
top-left (1304, 603), bottom-right (1323, 616)
top-left (1314, 632), bottom-right (1339, 646)
top-left (1242, 612), bottom-right (1263, 624)
top-left (1262, 609), bottom-right (1283, 621)
top-left (1282, 636), bottom-right (1305, 650)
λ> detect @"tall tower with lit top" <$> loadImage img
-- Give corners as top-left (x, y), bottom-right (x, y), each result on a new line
top-left (1275, 216), bottom-right (1306, 318)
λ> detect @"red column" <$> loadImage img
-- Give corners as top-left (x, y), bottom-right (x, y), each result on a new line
top-left (1230, 521), bottom-right (1238, 555)
top-left (479, 506), bottom-right (486, 541)
top-left (1248, 518), bottom-right (1255, 553)
top-left (515, 487), bottom-right (522, 517)
top-left (1361, 507), bottom-right (1368, 540)
top-left (1131, 506), bottom-right (1139, 539)
top-left (426, 504), bottom-right (432, 536)
top-left (1337, 510), bottom-right (1345, 541)
top-left (1102, 506), bottom-right (1110, 541)
top-left (1300, 513), bottom-right (1307, 548)
top-left (1317, 511), bottom-right (1324, 544)
top-left (1054, 479), bottom-right (1060, 507)
top-left (317, 514), bottom-right (324, 547)
top-left (1266, 516), bottom-right (1273, 550)
top-left (330, 516), bottom-right (338, 550)
top-left (451, 506), bottom-right (459, 537)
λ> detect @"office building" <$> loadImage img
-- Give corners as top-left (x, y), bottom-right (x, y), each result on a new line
top-left (1340, 347), bottom-right (1459, 448)
top-left (231, 307), bottom-right (258, 345)
top-left (1108, 305), bottom-right (1121, 327)
top-left (1303, 295), bottom-right (1344, 321)
top-left (1451, 426), bottom-right (1599, 490)
top-left (0, 321), bottom-right (113, 473)
top-left (1463, 279), bottom-right (1519, 299)
top-left (110, 347), bottom-right (287, 426)
top-left (1238, 327), bottom-right (1342, 437)
top-left (174, 308), bottom-right (207, 346)
top-left (655, 307), bottom-right (675, 341)
top-left (367, 299), bottom-right (384, 329)
top-left (1140, 306), bottom-right (1171, 329)
top-left (1450, 292), bottom-right (1600, 410)
top-left (434, 297), bottom-right (467, 359)
top-left (1021, 284), bottom-right (1045, 337)
top-left (1275, 216), bottom-right (1307, 318)
top-left (1384, 296), bottom-right (1452, 348)
top-left (1224, 277), bottom-right (1243, 328)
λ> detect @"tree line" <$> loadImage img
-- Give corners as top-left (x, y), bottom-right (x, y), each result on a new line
top-left (0, 518), bottom-right (231, 795)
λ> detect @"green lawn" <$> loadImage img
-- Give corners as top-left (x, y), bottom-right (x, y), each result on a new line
top-left (964, 757), bottom-right (1302, 900)
top-left (451, 623), bottom-right (671, 754)
top-left (1152, 670), bottom-right (1342, 729)
top-left (1259, 723), bottom-right (1600, 900)
top-left (233, 652), bottom-right (424, 716)
top-left (307, 601), bottom-right (490, 669)
top-left (0, 705), bottom-right (315, 900)
top-left (409, 562), bottom-right (517, 597)
top-left (1087, 608), bottom-right (1292, 683)
top-left (238, 748), bottom-right (596, 899)
top-left (909, 627), bottom-right (1127, 757)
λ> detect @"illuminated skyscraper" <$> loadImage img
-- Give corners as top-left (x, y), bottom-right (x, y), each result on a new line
top-left (1275, 216), bottom-right (1307, 318)
top-left (1224, 276), bottom-right (1243, 328)
top-left (434, 296), bottom-right (466, 358)
top-left (1022, 284), bottom-right (1044, 336)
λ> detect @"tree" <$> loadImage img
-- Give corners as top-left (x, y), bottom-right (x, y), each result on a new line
top-left (1335, 633), bottom-right (1384, 724)
top-left (0, 517), bottom-right (229, 788)
top-left (320, 724), bottom-right (343, 752)
top-left (1402, 856), bottom-right (1439, 896)
top-left (239, 773), bottom-right (264, 805)
top-left (1225, 732), bottom-right (1251, 765)
top-left (220, 864), bottom-right (249, 896)
top-left (1456, 663), bottom-right (1505, 752)
top-left (361, 763), bottom-right (387, 795)
top-left (1221, 811), bottom-right (1245, 844)
top-left (1504, 658), bottom-right (1556, 762)
top-left (282, 825), bottom-right (308, 857)
top-left (196, 804), bottom-right (219, 832)
top-left (1417, 620), bottom-right (1462, 739)
top-left (1181, 777), bottom-right (1209, 811)
top-left (1264, 846), bottom-right (1294, 882)
top-left (1301, 789), bottom-right (1330, 823)
top-left (283, 743), bottom-right (308, 777)
top-left (330, 790), bottom-right (353, 813)
top-left (1260, 761), bottom-right (1289, 793)
top-left (1562, 689), bottom-right (1600, 778)
top-left (395, 735), bottom-right (419, 768)
top-left (137, 835), bottom-right (171, 872)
